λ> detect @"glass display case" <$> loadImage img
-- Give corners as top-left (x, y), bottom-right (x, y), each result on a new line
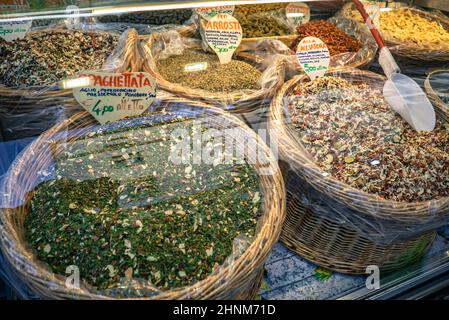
top-left (1, 0), bottom-right (449, 300)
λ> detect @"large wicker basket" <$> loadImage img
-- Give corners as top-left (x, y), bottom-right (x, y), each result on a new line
top-left (0, 28), bottom-right (141, 141)
top-left (269, 68), bottom-right (449, 274)
top-left (141, 32), bottom-right (286, 114)
top-left (0, 97), bottom-right (285, 299)
top-left (424, 69), bottom-right (449, 123)
top-left (337, 2), bottom-right (449, 62)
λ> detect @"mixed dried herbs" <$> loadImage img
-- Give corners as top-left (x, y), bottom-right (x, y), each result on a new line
top-left (234, 4), bottom-right (292, 38)
top-left (290, 20), bottom-right (361, 56)
top-left (25, 114), bottom-right (262, 291)
top-left (0, 30), bottom-right (118, 87)
top-left (288, 76), bottom-right (449, 202)
top-left (99, 9), bottom-right (193, 25)
top-left (156, 49), bottom-right (262, 93)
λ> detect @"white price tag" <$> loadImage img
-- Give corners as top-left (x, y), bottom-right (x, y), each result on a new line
top-left (286, 2), bottom-right (310, 27)
top-left (73, 72), bottom-right (157, 125)
top-left (0, 20), bottom-right (31, 41)
top-left (196, 5), bottom-right (235, 21)
top-left (204, 13), bottom-right (242, 64)
top-left (296, 37), bottom-right (330, 81)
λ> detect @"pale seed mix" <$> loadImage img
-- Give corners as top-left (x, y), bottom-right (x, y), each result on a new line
top-left (156, 49), bottom-right (262, 93)
top-left (0, 30), bottom-right (118, 87)
top-left (288, 76), bottom-right (449, 202)
top-left (26, 114), bottom-right (262, 291)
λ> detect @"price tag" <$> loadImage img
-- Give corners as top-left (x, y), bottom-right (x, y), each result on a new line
top-left (204, 13), bottom-right (242, 64)
top-left (0, 20), bottom-right (31, 41)
top-left (286, 2), bottom-right (310, 26)
top-left (296, 37), bottom-right (330, 81)
top-left (65, 5), bottom-right (80, 29)
top-left (0, 0), bottom-right (29, 13)
top-left (196, 5), bottom-right (235, 21)
top-left (73, 72), bottom-right (157, 125)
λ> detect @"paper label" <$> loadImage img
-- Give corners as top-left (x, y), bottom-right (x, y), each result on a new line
top-left (73, 72), bottom-right (157, 125)
top-left (196, 5), bottom-right (235, 21)
top-left (0, 20), bottom-right (31, 41)
top-left (286, 2), bottom-right (310, 26)
top-left (0, 0), bottom-right (29, 13)
top-left (296, 37), bottom-right (330, 81)
top-left (204, 13), bottom-right (242, 64)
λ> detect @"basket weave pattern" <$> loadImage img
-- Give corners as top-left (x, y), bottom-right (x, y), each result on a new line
top-left (0, 98), bottom-right (285, 299)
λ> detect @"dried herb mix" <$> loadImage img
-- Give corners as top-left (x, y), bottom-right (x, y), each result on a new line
top-left (290, 20), bottom-right (361, 56)
top-left (156, 50), bottom-right (262, 93)
top-left (99, 9), bottom-right (192, 25)
top-left (234, 4), bottom-right (292, 38)
top-left (288, 77), bottom-right (449, 202)
top-left (26, 115), bottom-right (262, 290)
top-left (0, 30), bottom-right (118, 87)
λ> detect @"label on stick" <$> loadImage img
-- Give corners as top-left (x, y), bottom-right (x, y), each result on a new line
top-left (72, 72), bottom-right (157, 124)
top-left (296, 37), bottom-right (330, 81)
top-left (204, 13), bottom-right (242, 64)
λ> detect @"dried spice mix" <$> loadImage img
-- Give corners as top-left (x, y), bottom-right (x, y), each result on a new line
top-left (156, 50), bottom-right (262, 93)
top-left (0, 30), bottom-right (118, 87)
top-left (234, 4), bottom-right (292, 38)
top-left (25, 115), bottom-right (262, 290)
top-left (288, 76), bottom-right (449, 202)
top-left (290, 20), bottom-right (361, 56)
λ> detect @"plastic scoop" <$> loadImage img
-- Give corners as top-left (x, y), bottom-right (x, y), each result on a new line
top-left (352, 0), bottom-right (436, 131)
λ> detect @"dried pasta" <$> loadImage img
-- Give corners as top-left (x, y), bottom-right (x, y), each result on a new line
top-left (351, 8), bottom-right (449, 48)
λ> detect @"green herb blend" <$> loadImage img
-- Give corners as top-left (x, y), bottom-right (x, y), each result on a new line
top-left (156, 50), bottom-right (262, 93)
top-left (26, 114), bottom-right (262, 291)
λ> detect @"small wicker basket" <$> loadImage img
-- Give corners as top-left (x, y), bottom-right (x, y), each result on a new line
top-left (0, 97), bottom-right (285, 299)
top-left (424, 69), bottom-right (449, 123)
top-left (0, 28), bottom-right (141, 141)
top-left (337, 2), bottom-right (449, 62)
top-left (269, 68), bottom-right (449, 274)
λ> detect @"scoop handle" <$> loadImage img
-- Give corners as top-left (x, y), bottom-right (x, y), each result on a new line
top-left (352, 0), bottom-right (385, 48)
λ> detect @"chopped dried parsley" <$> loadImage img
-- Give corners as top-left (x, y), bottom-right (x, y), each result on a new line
top-left (25, 114), bottom-right (262, 291)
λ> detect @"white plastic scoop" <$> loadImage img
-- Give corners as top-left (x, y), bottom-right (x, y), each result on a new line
top-left (353, 0), bottom-right (436, 131)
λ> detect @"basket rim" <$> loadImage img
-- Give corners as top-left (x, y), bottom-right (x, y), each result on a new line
top-left (424, 69), bottom-right (449, 112)
top-left (0, 96), bottom-right (285, 299)
top-left (268, 67), bottom-right (449, 216)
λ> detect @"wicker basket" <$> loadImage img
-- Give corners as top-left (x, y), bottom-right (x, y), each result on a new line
top-left (141, 33), bottom-right (286, 114)
top-left (268, 68), bottom-right (449, 274)
top-left (337, 2), bottom-right (449, 62)
top-left (424, 69), bottom-right (449, 123)
top-left (0, 97), bottom-right (285, 299)
top-left (0, 28), bottom-right (141, 141)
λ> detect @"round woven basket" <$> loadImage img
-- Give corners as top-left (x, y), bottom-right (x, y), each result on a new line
top-left (269, 68), bottom-right (449, 274)
top-left (0, 28), bottom-right (141, 141)
top-left (0, 97), bottom-right (285, 299)
top-left (337, 2), bottom-right (449, 62)
top-left (424, 69), bottom-right (449, 123)
top-left (141, 33), bottom-right (286, 114)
